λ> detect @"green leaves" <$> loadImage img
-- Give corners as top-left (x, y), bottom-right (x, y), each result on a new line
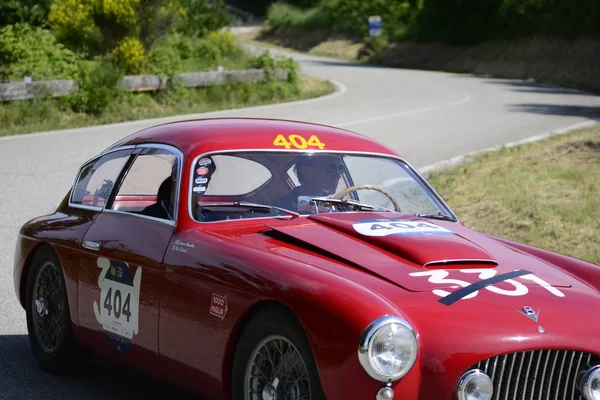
top-left (0, 23), bottom-right (81, 81)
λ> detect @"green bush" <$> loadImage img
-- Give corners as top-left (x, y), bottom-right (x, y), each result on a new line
top-left (249, 50), bottom-right (299, 88)
top-left (321, 0), bottom-right (414, 39)
top-left (68, 60), bottom-right (123, 115)
top-left (266, 2), bottom-right (331, 31)
top-left (174, 0), bottom-right (231, 38)
top-left (0, 0), bottom-right (53, 27)
top-left (0, 23), bottom-right (81, 81)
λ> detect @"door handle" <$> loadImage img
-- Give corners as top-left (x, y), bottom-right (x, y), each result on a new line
top-left (82, 241), bottom-right (101, 251)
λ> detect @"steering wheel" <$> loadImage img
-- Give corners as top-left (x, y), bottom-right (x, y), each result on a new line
top-left (332, 184), bottom-right (402, 212)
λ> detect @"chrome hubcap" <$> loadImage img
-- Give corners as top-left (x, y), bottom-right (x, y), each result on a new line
top-left (32, 261), bottom-right (64, 353)
top-left (262, 384), bottom-right (277, 400)
top-left (245, 335), bottom-right (311, 400)
top-left (35, 298), bottom-right (49, 316)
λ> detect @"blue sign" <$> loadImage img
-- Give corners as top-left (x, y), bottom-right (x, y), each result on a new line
top-left (368, 16), bottom-right (382, 37)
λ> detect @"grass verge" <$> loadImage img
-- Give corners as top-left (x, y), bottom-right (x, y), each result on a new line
top-left (427, 125), bottom-right (600, 265)
top-left (0, 75), bottom-right (335, 137)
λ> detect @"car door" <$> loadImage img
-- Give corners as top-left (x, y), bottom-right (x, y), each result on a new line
top-left (76, 144), bottom-right (182, 365)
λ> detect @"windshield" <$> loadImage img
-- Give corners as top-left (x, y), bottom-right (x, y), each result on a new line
top-left (189, 151), bottom-right (454, 222)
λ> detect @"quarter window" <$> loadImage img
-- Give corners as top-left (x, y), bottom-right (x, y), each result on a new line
top-left (71, 149), bottom-right (131, 208)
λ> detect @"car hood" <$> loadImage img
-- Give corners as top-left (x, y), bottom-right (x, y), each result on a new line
top-left (263, 212), bottom-right (585, 293)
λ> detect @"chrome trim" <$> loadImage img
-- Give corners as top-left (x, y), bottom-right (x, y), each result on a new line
top-left (581, 365), bottom-right (600, 400)
top-left (82, 241), bottom-right (100, 251)
top-left (424, 258), bottom-right (498, 267)
top-left (468, 349), bottom-right (600, 400)
top-left (187, 148), bottom-right (460, 224)
top-left (357, 315), bottom-right (417, 382)
top-left (68, 146), bottom-right (135, 212)
top-left (126, 143), bottom-right (184, 224)
top-left (103, 209), bottom-right (176, 226)
top-left (456, 369), bottom-right (493, 400)
top-left (67, 143), bottom-right (184, 226)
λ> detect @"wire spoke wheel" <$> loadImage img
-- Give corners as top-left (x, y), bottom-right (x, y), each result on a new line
top-left (32, 260), bottom-right (64, 353)
top-left (245, 335), bottom-right (311, 400)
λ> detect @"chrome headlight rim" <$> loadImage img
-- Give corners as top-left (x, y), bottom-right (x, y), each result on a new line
top-left (358, 315), bottom-right (418, 382)
top-left (456, 369), bottom-right (493, 400)
top-left (581, 365), bottom-right (600, 400)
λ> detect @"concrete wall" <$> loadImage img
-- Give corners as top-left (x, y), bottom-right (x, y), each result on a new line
top-left (0, 68), bottom-right (290, 101)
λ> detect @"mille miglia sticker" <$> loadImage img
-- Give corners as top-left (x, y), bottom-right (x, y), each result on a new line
top-left (209, 293), bottom-right (228, 320)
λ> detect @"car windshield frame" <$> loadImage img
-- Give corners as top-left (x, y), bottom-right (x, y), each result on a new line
top-left (187, 149), bottom-right (459, 224)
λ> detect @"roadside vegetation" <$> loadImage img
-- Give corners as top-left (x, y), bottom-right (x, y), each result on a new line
top-left (427, 126), bottom-right (600, 265)
top-left (0, 0), bottom-right (335, 136)
top-left (263, 0), bottom-right (599, 45)
top-left (252, 1), bottom-right (600, 92)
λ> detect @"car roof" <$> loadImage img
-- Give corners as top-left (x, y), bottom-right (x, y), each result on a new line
top-left (105, 118), bottom-right (400, 159)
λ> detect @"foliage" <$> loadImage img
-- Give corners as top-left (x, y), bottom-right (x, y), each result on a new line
top-left (174, 0), bottom-right (231, 38)
top-left (111, 37), bottom-right (148, 75)
top-left (148, 31), bottom-right (250, 75)
top-left (68, 59), bottom-right (123, 114)
top-left (0, 23), bottom-right (81, 81)
top-left (249, 51), bottom-right (299, 88)
top-left (0, 74), bottom-right (332, 137)
top-left (266, 2), bottom-right (331, 30)
top-left (0, 0), bottom-right (53, 27)
top-left (320, 0), bottom-right (414, 39)
top-left (265, 0), bottom-right (599, 44)
top-left (48, 0), bottom-right (177, 54)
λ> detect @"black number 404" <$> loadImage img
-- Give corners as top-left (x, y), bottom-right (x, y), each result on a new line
top-left (103, 287), bottom-right (132, 322)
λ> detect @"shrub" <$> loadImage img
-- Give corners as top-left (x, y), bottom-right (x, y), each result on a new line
top-left (173, 0), bottom-right (231, 38)
top-left (321, 0), bottom-right (414, 40)
top-left (266, 2), bottom-right (331, 31)
top-left (0, 23), bottom-right (81, 81)
top-left (0, 0), bottom-right (53, 27)
top-left (68, 59), bottom-right (123, 114)
top-left (111, 37), bottom-right (148, 75)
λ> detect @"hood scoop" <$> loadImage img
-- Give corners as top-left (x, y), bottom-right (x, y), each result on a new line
top-left (307, 213), bottom-right (498, 268)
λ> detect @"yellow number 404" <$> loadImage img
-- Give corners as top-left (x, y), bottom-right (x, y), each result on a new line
top-left (273, 134), bottom-right (326, 150)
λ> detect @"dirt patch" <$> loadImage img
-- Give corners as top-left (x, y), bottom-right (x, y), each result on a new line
top-left (373, 36), bottom-right (600, 93)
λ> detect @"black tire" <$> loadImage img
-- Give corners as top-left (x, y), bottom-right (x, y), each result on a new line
top-left (25, 246), bottom-right (91, 375)
top-left (231, 307), bottom-right (326, 400)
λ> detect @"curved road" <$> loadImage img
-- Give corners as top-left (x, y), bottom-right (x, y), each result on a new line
top-left (1, 43), bottom-right (599, 399)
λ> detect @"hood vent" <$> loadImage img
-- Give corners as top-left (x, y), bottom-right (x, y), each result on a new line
top-left (424, 259), bottom-right (499, 268)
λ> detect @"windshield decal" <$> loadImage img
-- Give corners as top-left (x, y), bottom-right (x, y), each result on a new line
top-left (273, 134), bottom-right (326, 150)
top-left (353, 218), bottom-right (454, 237)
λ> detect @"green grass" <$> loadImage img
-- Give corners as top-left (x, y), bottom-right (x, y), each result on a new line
top-left (427, 126), bottom-right (600, 265)
top-left (0, 75), bottom-right (335, 137)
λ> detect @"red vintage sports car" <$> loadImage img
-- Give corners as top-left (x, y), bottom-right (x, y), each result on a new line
top-left (13, 118), bottom-right (600, 400)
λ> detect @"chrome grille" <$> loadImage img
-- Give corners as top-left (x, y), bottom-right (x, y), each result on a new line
top-left (472, 350), bottom-right (600, 400)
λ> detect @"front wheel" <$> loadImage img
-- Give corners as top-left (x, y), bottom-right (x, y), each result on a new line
top-left (231, 309), bottom-right (325, 400)
top-left (26, 246), bottom-right (90, 375)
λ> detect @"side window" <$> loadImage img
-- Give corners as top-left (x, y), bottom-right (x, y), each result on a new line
top-left (110, 148), bottom-right (179, 220)
top-left (71, 149), bottom-right (131, 208)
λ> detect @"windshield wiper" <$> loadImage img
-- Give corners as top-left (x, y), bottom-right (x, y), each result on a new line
top-left (309, 197), bottom-right (391, 212)
top-left (198, 201), bottom-right (300, 218)
top-left (414, 212), bottom-right (456, 221)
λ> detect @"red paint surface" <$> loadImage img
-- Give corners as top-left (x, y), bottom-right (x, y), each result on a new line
top-left (13, 119), bottom-right (600, 400)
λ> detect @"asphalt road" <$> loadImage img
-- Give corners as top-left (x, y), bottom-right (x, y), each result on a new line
top-left (1, 41), bottom-right (599, 399)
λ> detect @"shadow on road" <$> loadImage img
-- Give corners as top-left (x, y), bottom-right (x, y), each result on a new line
top-left (0, 335), bottom-right (200, 399)
top-left (507, 103), bottom-right (600, 117)
top-left (484, 79), bottom-right (595, 96)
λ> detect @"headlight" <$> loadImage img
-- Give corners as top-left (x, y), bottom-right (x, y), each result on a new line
top-left (358, 316), bottom-right (418, 382)
top-left (580, 365), bottom-right (600, 400)
top-left (456, 369), bottom-right (493, 400)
